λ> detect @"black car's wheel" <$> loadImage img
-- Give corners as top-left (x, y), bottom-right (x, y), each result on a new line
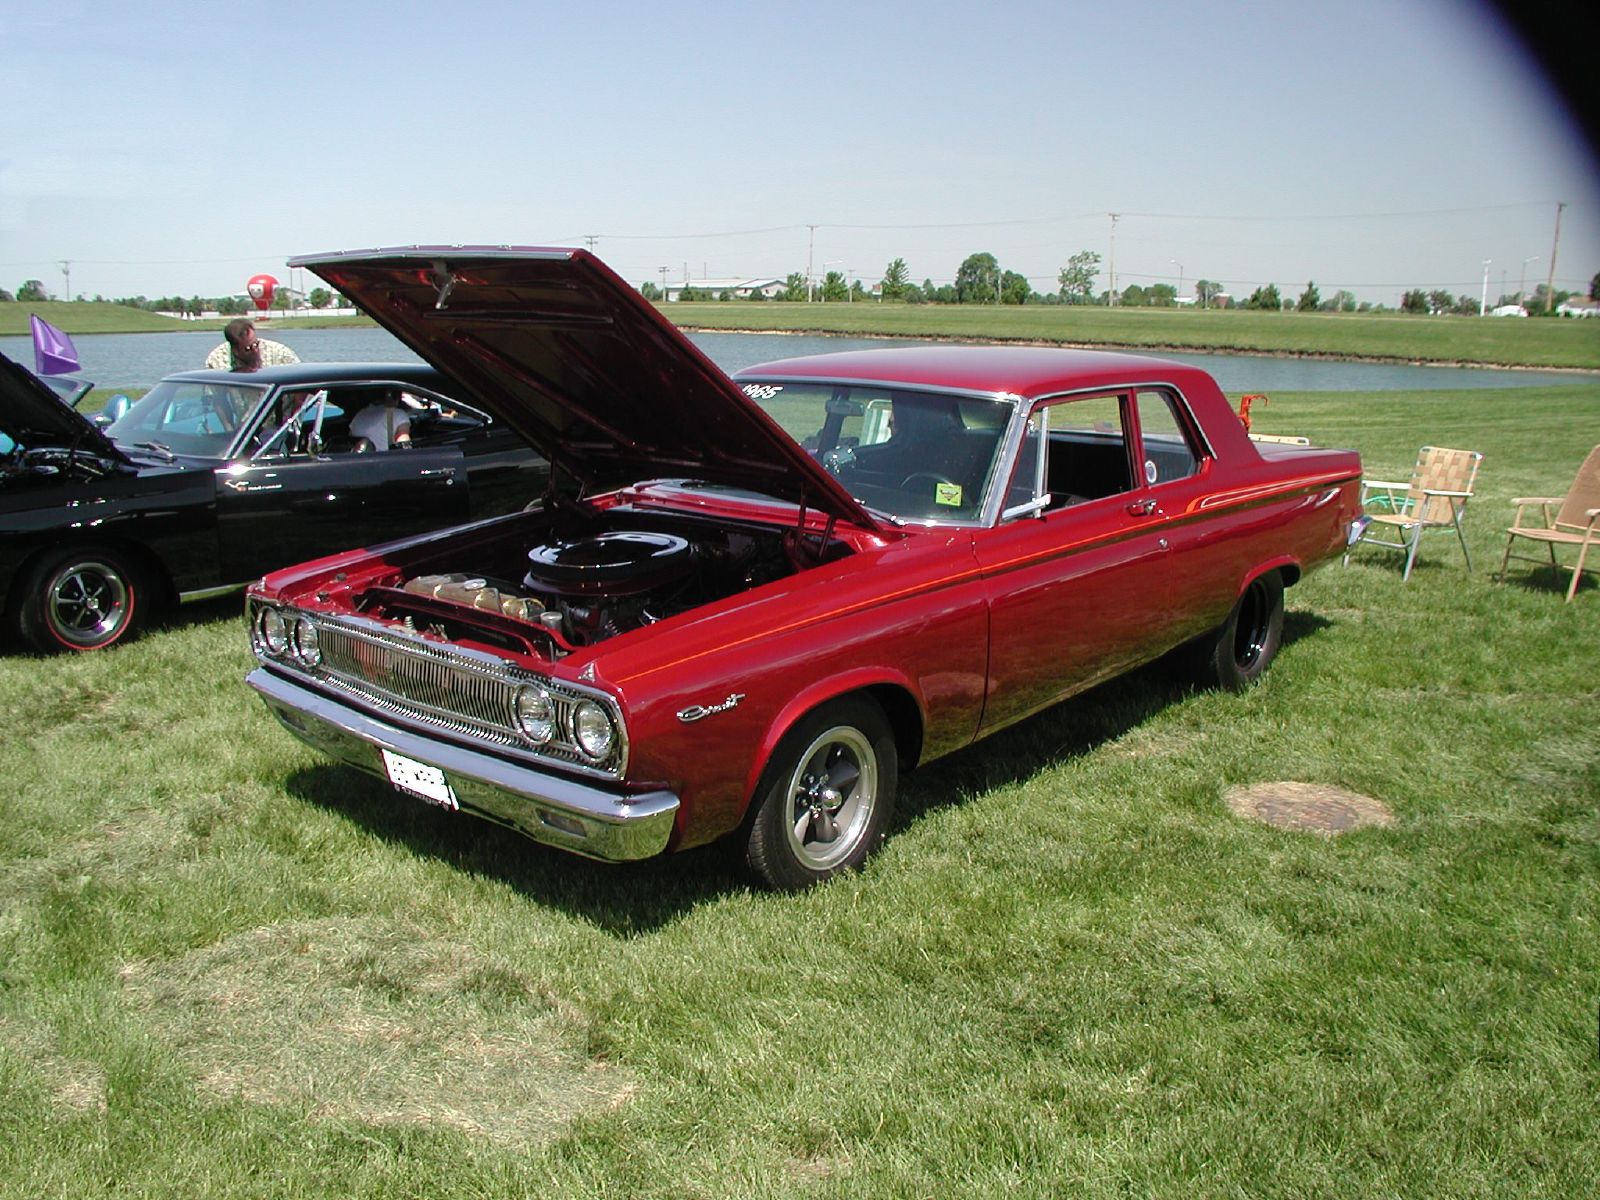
top-left (1192, 571), bottom-right (1285, 692)
top-left (17, 547), bottom-right (146, 652)
top-left (746, 697), bottom-right (898, 891)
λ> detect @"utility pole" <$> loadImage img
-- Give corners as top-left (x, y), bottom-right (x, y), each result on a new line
top-left (583, 234), bottom-right (598, 252)
top-left (659, 266), bottom-right (668, 300)
top-left (1107, 213), bottom-right (1120, 306)
top-left (1479, 259), bottom-right (1491, 316)
top-left (1544, 201), bottom-right (1565, 314)
top-left (58, 259), bottom-right (71, 301)
top-left (806, 224), bottom-right (817, 302)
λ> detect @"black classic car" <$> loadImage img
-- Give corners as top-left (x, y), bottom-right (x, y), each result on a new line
top-left (0, 352), bottom-right (545, 651)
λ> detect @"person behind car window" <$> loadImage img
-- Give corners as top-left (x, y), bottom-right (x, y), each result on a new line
top-left (205, 318), bottom-right (300, 373)
top-left (349, 392), bottom-right (414, 451)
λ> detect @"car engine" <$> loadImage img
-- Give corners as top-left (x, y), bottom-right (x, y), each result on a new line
top-left (365, 513), bottom-right (826, 655)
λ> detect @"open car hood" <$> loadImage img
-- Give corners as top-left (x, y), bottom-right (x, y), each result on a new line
top-left (289, 246), bottom-right (878, 529)
top-left (0, 349), bottom-right (129, 464)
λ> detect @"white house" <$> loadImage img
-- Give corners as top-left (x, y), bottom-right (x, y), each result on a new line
top-left (1556, 297), bottom-right (1599, 317)
top-left (657, 277), bottom-right (787, 301)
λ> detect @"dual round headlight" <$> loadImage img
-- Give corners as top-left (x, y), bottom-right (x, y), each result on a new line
top-left (514, 687), bottom-right (616, 763)
top-left (254, 606), bottom-right (321, 668)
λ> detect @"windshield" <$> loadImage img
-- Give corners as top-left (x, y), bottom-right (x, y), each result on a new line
top-left (740, 379), bottom-right (1014, 523)
top-left (106, 378), bottom-right (268, 458)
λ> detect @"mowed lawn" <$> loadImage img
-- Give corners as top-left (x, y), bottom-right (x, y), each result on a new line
top-left (1, 383), bottom-right (1596, 1198)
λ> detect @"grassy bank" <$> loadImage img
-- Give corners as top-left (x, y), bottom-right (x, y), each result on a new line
top-left (669, 301), bottom-right (1600, 370)
top-left (0, 301), bottom-right (373, 337)
top-left (2, 381), bottom-right (1597, 1197)
top-left (6, 298), bottom-right (1597, 370)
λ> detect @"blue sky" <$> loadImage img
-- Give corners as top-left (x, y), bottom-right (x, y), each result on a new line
top-left (2, 0), bottom-right (1596, 307)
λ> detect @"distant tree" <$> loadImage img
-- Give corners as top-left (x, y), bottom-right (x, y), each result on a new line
top-left (1195, 279), bottom-right (1222, 308)
top-left (1147, 283), bottom-right (1177, 306)
top-left (955, 252), bottom-right (1001, 303)
top-left (718, 290), bottom-right (734, 302)
top-left (1328, 289), bottom-right (1356, 312)
top-left (818, 271), bottom-right (847, 302)
top-left (1057, 250), bottom-right (1100, 304)
top-left (1120, 284), bottom-right (1147, 307)
top-left (850, 279), bottom-right (869, 302)
top-left (0, 286), bottom-right (12, 302)
top-left (1297, 281), bottom-right (1320, 311)
top-left (639, 282), bottom-right (662, 300)
top-left (932, 283), bottom-right (957, 304)
top-left (1400, 289), bottom-right (1429, 314)
top-left (1000, 270), bottom-right (1032, 305)
top-left (903, 283), bottom-right (926, 304)
top-left (1427, 289), bottom-right (1454, 315)
top-left (1590, 271), bottom-right (1599, 300)
top-left (218, 295), bottom-right (249, 315)
top-left (1451, 295), bottom-right (1481, 316)
top-left (880, 257), bottom-right (911, 299)
top-left (309, 287), bottom-right (332, 309)
top-left (746, 287), bottom-right (768, 302)
top-left (1246, 284), bottom-right (1282, 310)
top-left (16, 279), bottom-right (48, 301)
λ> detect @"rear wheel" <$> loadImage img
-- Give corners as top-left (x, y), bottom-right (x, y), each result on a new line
top-left (17, 547), bottom-right (146, 652)
top-left (1189, 572), bottom-right (1285, 692)
top-left (746, 697), bottom-right (897, 891)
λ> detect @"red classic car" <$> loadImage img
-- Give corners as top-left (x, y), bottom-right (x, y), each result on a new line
top-left (245, 247), bottom-right (1363, 890)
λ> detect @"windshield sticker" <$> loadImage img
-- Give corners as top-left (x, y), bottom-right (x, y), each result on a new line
top-left (935, 482), bottom-right (963, 507)
top-left (742, 383), bottom-right (783, 401)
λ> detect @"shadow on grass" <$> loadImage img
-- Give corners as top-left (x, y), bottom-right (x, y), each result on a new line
top-left (281, 607), bottom-right (1334, 935)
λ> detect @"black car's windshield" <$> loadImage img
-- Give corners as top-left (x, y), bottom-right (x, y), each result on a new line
top-left (106, 379), bottom-right (268, 459)
top-left (740, 379), bottom-right (1013, 523)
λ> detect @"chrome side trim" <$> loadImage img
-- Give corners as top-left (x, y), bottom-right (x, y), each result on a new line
top-left (247, 668), bottom-right (677, 862)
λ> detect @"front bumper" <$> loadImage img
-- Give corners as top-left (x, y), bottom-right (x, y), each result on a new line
top-left (247, 668), bottom-right (679, 862)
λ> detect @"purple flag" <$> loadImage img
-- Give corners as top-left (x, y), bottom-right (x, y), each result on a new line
top-left (30, 313), bottom-right (81, 376)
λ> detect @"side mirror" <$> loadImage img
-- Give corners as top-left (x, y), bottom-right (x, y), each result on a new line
top-left (95, 393), bottom-right (131, 427)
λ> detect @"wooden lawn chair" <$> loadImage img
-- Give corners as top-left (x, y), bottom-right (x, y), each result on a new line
top-left (1344, 445), bottom-right (1483, 581)
top-left (1498, 444), bottom-right (1600, 602)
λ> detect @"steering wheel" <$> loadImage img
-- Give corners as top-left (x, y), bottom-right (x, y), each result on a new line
top-left (900, 472), bottom-right (958, 492)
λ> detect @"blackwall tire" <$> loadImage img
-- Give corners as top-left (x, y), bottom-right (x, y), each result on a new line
top-left (1202, 572), bottom-right (1285, 692)
top-left (18, 548), bottom-right (145, 653)
top-left (746, 697), bottom-right (898, 891)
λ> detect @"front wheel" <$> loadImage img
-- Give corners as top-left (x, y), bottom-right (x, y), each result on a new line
top-left (746, 697), bottom-right (898, 891)
top-left (1191, 572), bottom-right (1285, 692)
top-left (17, 547), bottom-right (147, 652)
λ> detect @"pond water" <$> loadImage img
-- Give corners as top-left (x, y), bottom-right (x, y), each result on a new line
top-left (0, 326), bottom-right (1589, 393)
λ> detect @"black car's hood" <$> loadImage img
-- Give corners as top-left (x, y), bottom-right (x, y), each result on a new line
top-left (288, 246), bottom-right (877, 528)
top-left (0, 349), bottom-right (129, 464)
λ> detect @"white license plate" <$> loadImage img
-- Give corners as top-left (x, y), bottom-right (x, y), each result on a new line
top-left (380, 748), bottom-right (459, 811)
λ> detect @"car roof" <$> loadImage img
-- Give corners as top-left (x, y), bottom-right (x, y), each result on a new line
top-left (159, 361), bottom-right (451, 388)
top-left (736, 345), bottom-right (1213, 399)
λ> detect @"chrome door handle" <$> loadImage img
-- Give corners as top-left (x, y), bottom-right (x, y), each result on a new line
top-left (1126, 498), bottom-right (1157, 516)
top-left (417, 468), bottom-right (455, 479)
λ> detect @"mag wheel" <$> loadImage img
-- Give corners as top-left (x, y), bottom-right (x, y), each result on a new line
top-left (19, 548), bottom-right (145, 652)
top-left (746, 697), bottom-right (897, 891)
top-left (1204, 571), bottom-right (1285, 692)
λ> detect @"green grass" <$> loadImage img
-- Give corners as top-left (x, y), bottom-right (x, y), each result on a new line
top-left (7, 297), bottom-right (1598, 368)
top-left (2, 383), bottom-right (1597, 1197)
top-left (0, 301), bottom-right (374, 337)
top-left (671, 301), bottom-right (1600, 370)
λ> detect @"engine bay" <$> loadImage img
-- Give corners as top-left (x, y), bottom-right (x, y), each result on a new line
top-left (351, 507), bottom-right (848, 657)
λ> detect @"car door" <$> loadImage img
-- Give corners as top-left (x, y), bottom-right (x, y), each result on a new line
top-left (972, 390), bottom-right (1173, 734)
top-left (215, 387), bottom-right (471, 583)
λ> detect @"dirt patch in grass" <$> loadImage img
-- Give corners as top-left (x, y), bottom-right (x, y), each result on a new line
top-left (1224, 781), bottom-right (1396, 834)
top-left (118, 918), bottom-right (631, 1144)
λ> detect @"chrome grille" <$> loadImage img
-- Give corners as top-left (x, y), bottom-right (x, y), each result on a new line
top-left (297, 616), bottom-right (621, 775)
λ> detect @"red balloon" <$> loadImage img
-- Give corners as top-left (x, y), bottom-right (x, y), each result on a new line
top-left (247, 273), bottom-right (278, 312)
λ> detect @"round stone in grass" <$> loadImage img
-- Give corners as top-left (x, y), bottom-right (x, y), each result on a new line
top-left (1224, 781), bottom-right (1395, 834)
